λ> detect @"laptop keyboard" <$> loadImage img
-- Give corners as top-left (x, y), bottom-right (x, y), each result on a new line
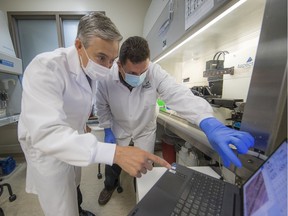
top-left (171, 170), bottom-right (225, 216)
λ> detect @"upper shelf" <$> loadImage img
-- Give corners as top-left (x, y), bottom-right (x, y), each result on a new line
top-left (156, 0), bottom-right (266, 64)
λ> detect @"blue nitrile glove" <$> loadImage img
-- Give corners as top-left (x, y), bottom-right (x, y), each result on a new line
top-left (104, 128), bottom-right (116, 144)
top-left (200, 117), bottom-right (254, 168)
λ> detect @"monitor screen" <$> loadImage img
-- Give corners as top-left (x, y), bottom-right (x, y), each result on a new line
top-left (243, 140), bottom-right (287, 216)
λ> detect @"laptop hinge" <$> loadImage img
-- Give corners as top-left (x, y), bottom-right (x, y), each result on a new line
top-left (233, 190), bottom-right (242, 216)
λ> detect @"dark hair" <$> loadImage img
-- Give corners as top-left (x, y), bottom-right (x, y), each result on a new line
top-left (77, 12), bottom-right (123, 48)
top-left (119, 36), bottom-right (150, 64)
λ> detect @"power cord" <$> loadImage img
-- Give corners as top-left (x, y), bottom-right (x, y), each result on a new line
top-left (218, 156), bottom-right (224, 181)
top-left (163, 110), bottom-right (181, 138)
top-left (212, 51), bottom-right (229, 69)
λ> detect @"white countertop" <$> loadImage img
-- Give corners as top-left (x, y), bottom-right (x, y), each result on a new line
top-left (136, 166), bottom-right (220, 203)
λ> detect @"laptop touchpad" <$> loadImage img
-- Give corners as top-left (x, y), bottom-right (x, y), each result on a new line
top-left (156, 171), bottom-right (188, 197)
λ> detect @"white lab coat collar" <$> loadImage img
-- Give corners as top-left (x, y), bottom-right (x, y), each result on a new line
top-left (110, 62), bottom-right (121, 81)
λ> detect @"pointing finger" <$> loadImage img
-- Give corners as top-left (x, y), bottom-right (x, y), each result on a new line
top-left (146, 153), bottom-right (171, 169)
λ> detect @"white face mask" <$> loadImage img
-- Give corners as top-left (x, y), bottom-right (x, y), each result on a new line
top-left (80, 47), bottom-right (111, 80)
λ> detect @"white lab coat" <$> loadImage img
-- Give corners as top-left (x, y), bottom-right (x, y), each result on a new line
top-left (18, 46), bottom-right (115, 216)
top-left (95, 62), bottom-right (213, 153)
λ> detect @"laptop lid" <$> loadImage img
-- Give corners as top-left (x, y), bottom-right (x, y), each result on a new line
top-left (242, 139), bottom-right (287, 216)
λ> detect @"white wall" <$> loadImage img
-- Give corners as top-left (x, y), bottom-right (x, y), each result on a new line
top-left (0, 0), bottom-right (151, 42)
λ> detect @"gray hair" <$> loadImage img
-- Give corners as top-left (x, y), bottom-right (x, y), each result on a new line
top-left (77, 12), bottom-right (123, 48)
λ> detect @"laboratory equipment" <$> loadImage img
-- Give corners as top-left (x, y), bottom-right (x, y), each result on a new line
top-left (0, 10), bottom-right (22, 127)
top-left (0, 10), bottom-right (22, 215)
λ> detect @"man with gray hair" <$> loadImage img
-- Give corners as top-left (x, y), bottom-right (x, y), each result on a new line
top-left (18, 12), bottom-right (171, 216)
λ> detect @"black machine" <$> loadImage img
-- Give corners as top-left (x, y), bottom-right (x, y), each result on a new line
top-left (190, 85), bottom-right (244, 130)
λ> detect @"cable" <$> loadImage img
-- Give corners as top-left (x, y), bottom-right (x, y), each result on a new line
top-left (213, 51), bottom-right (223, 60)
top-left (218, 156), bottom-right (224, 181)
top-left (162, 110), bottom-right (181, 138)
top-left (212, 51), bottom-right (229, 69)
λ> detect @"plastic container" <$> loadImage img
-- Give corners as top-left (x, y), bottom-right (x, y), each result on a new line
top-left (161, 140), bottom-right (176, 164)
top-left (157, 99), bottom-right (167, 111)
top-left (178, 146), bottom-right (191, 166)
top-left (177, 143), bottom-right (199, 166)
top-left (0, 156), bottom-right (16, 175)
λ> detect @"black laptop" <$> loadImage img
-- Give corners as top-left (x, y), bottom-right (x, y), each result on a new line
top-left (128, 139), bottom-right (287, 216)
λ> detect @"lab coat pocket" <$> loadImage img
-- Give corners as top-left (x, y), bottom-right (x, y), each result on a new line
top-left (141, 90), bottom-right (157, 110)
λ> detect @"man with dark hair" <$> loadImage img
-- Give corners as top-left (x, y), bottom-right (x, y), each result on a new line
top-left (96, 36), bottom-right (254, 205)
top-left (18, 14), bottom-right (170, 216)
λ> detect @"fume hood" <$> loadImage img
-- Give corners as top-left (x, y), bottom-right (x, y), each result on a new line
top-left (0, 10), bottom-right (23, 127)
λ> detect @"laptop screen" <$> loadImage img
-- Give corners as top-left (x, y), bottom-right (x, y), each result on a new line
top-left (243, 139), bottom-right (287, 216)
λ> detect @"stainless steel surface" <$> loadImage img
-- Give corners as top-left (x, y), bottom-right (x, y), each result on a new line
top-left (0, 114), bottom-right (19, 127)
top-left (157, 111), bottom-right (214, 154)
top-left (240, 0), bottom-right (287, 154)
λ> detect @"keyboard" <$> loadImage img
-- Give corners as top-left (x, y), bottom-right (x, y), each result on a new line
top-left (171, 171), bottom-right (225, 216)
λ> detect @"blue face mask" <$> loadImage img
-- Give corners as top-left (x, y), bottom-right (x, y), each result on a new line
top-left (125, 71), bottom-right (147, 87)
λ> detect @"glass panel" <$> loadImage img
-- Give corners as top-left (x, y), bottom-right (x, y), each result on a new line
top-left (18, 19), bottom-right (58, 70)
top-left (63, 19), bottom-right (79, 47)
top-left (0, 73), bottom-right (22, 118)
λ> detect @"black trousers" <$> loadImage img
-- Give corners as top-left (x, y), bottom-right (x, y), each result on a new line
top-left (0, 207), bottom-right (4, 216)
top-left (104, 164), bottom-right (122, 190)
top-left (77, 185), bottom-right (83, 212)
top-left (104, 141), bottom-right (135, 190)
